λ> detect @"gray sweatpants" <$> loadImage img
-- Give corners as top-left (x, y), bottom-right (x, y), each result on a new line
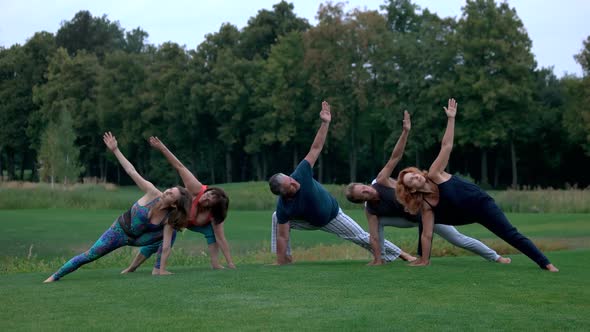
top-left (378, 216), bottom-right (500, 261)
top-left (271, 209), bottom-right (403, 262)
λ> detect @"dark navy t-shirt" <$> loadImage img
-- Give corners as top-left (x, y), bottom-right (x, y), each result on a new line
top-left (275, 160), bottom-right (339, 227)
top-left (365, 182), bottom-right (420, 223)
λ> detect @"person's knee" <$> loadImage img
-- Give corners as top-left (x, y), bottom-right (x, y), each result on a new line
top-left (139, 247), bottom-right (156, 258)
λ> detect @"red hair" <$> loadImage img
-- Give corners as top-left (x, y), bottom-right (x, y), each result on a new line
top-left (395, 167), bottom-right (429, 215)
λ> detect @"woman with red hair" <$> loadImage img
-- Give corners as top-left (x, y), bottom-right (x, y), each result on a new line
top-left (395, 99), bottom-right (558, 271)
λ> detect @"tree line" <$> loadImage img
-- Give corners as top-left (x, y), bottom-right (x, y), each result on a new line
top-left (1, 0), bottom-right (589, 188)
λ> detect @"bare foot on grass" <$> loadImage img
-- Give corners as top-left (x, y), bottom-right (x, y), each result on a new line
top-left (545, 264), bottom-right (559, 272)
top-left (495, 256), bottom-right (511, 264)
top-left (121, 266), bottom-right (136, 274)
top-left (43, 275), bottom-right (56, 283)
top-left (400, 253), bottom-right (417, 262)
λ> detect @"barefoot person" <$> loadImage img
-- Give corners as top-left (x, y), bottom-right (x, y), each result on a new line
top-left (395, 99), bottom-right (558, 271)
top-left (269, 101), bottom-right (415, 265)
top-left (122, 137), bottom-right (234, 274)
top-left (345, 110), bottom-right (510, 265)
top-left (44, 132), bottom-right (191, 282)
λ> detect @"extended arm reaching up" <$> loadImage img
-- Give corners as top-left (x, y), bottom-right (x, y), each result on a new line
top-left (304, 101), bottom-right (331, 168)
top-left (149, 136), bottom-right (203, 196)
top-left (428, 99), bottom-right (457, 183)
top-left (376, 110), bottom-right (411, 187)
top-left (103, 132), bottom-right (159, 196)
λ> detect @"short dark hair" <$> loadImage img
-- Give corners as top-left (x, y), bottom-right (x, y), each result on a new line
top-left (268, 173), bottom-right (285, 196)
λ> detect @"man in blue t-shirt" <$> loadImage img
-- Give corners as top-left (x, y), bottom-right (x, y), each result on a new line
top-left (268, 101), bottom-right (415, 265)
top-left (345, 110), bottom-right (510, 265)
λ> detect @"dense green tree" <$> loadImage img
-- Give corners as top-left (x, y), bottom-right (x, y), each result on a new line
top-left (56, 10), bottom-right (125, 58)
top-left (96, 50), bottom-right (149, 181)
top-left (33, 48), bottom-right (101, 177)
top-left (38, 110), bottom-right (84, 186)
top-left (239, 1), bottom-right (310, 60)
top-left (455, 0), bottom-right (536, 186)
top-left (249, 31), bottom-right (312, 179)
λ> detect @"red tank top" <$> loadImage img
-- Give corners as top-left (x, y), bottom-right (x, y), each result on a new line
top-left (188, 185), bottom-right (213, 226)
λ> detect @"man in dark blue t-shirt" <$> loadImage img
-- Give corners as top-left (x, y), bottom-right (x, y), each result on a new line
top-left (268, 101), bottom-right (414, 265)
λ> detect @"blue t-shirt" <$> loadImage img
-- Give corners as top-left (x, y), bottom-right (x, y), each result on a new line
top-left (275, 160), bottom-right (340, 227)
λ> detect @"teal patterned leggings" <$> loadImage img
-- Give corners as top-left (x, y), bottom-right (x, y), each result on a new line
top-left (52, 222), bottom-right (163, 280)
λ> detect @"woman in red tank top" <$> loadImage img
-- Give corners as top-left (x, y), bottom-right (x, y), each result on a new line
top-left (121, 137), bottom-right (235, 274)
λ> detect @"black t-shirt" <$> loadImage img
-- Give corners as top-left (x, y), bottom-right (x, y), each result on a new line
top-left (365, 182), bottom-right (420, 223)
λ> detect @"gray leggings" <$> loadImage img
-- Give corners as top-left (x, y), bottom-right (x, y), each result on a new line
top-left (378, 217), bottom-right (500, 261)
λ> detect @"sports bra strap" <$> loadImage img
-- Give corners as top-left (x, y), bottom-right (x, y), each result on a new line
top-left (145, 196), bottom-right (161, 207)
top-left (189, 185), bottom-right (208, 223)
top-left (422, 196), bottom-right (434, 209)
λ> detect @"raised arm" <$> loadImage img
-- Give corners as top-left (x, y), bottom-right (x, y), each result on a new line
top-left (428, 99), bottom-right (457, 182)
top-left (376, 110), bottom-right (411, 187)
top-left (149, 137), bottom-right (203, 196)
top-left (103, 132), bottom-right (159, 195)
top-left (304, 101), bottom-right (331, 168)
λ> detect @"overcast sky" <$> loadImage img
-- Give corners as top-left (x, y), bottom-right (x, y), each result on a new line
top-left (1, 0), bottom-right (588, 76)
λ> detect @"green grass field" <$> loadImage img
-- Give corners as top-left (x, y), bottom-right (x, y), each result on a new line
top-left (1, 183), bottom-right (590, 331)
top-left (1, 251), bottom-right (588, 331)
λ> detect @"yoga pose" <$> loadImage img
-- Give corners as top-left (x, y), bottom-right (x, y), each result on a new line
top-left (345, 110), bottom-right (510, 265)
top-left (44, 132), bottom-right (191, 282)
top-left (395, 99), bottom-right (558, 271)
top-left (121, 137), bottom-right (234, 274)
top-left (269, 101), bottom-right (415, 265)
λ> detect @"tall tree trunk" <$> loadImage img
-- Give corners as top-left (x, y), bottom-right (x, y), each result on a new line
top-left (240, 153), bottom-right (248, 182)
top-left (19, 151), bottom-right (26, 180)
top-left (208, 144), bottom-right (215, 184)
top-left (349, 122), bottom-right (357, 182)
top-left (415, 149), bottom-right (420, 169)
top-left (292, 147), bottom-right (298, 170)
top-left (225, 150), bottom-right (232, 183)
top-left (493, 152), bottom-right (500, 188)
top-left (510, 140), bottom-right (518, 188)
top-left (480, 149), bottom-right (489, 186)
top-left (0, 146), bottom-right (3, 181)
top-left (99, 155), bottom-right (105, 181)
top-left (6, 147), bottom-right (15, 180)
top-left (30, 159), bottom-right (37, 181)
top-left (253, 153), bottom-right (263, 181)
top-left (262, 153), bottom-right (268, 180)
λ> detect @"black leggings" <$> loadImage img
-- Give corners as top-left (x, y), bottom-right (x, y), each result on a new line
top-left (418, 200), bottom-right (551, 268)
top-left (477, 200), bottom-right (550, 268)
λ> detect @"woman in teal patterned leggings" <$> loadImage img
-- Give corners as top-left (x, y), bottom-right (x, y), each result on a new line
top-left (43, 132), bottom-right (192, 282)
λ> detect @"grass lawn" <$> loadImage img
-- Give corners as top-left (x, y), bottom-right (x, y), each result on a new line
top-left (1, 209), bottom-right (589, 330)
top-left (1, 250), bottom-right (588, 331)
top-left (1, 209), bottom-right (589, 259)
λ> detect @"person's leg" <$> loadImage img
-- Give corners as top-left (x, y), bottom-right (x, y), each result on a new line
top-left (321, 209), bottom-right (404, 262)
top-left (45, 226), bottom-right (127, 282)
top-left (378, 217), bottom-right (416, 260)
top-left (121, 251), bottom-right (149, 273)
top-left (121, 236), bottom-right (163, 273)
top-left (478, 200), bottom-right (554, 270)
top-left (433, 224), bottom-right (505, 262)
